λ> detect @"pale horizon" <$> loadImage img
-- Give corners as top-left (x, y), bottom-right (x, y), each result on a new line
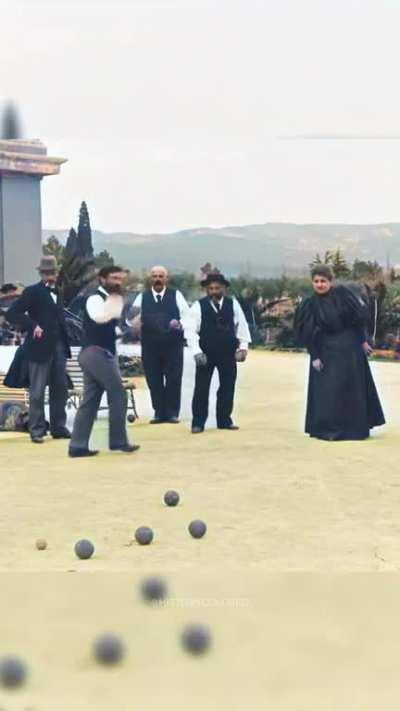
top-left (2, 0), bottom-right (400, 233)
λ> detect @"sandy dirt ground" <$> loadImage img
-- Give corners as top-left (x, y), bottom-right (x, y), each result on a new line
top-left (1, 351), bottom-right (400, 708)
top-left (0, 351), bottom-right (399, 573)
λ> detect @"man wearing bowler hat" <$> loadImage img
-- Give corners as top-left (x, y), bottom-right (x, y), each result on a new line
top-left (6, 255), bottom-right (71, 443)
top-left (189, 271), bottom-right (251, 433)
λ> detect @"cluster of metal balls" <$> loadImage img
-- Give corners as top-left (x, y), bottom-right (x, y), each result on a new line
top-left (69, 490), bottom-right (207, 558)
top-left (1, 490), bottom-right (210, 690)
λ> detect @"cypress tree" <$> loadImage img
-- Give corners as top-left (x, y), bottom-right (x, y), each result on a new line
top-left (77, 201), bottom-right (94, 259)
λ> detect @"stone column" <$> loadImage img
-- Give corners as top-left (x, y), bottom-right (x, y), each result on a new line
top-left (0, 139), bottom-right (66, 285)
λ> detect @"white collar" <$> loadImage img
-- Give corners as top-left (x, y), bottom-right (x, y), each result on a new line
top-left (152, 287), bottom-right (166, 300)
top-left (210, 297), bottom-right (224, 310)
top-left (98, 286), bottom-right (109, 297)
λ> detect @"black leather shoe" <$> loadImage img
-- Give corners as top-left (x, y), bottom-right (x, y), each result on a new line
top-left (68, 448), bottom-right (99, 458)
top-left (52, 428), bottom-right (71, 439)
top-left (110, 444), bottom-right (140, 453)
top-left (31, 436), bottom-right (44, 444)
top-left (150, 418), bottom-right (164, 424)
top-left (218, 424), bottom-right (239, 431)
top-left (165, 417), bottom-right (180, 424)
top-left (191, 427), bottom-right (204, 434)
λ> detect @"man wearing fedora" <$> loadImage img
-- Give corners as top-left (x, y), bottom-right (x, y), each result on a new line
top-left (6, 255), bottom-right (71, 443)
top-left (189, 271), bottom-right (251, 433)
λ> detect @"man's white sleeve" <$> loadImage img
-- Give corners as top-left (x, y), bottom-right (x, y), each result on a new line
top-left (233, 299), bottom-right (251, 350)
top-left (125, 293), bottom-right (142, 326)
top-left (176, 290), bottom-right (192, 336)
top-left (188, 301), bottom-right (202, 355)
top-left (86, 294), bottom-right (124, 324)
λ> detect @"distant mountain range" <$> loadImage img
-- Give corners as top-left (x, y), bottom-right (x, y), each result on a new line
top-left (43, 223), bottom-right (400, 277)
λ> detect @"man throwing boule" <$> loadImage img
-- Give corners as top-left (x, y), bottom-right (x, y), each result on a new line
top-left (69, 265), bottom-right (139, 457)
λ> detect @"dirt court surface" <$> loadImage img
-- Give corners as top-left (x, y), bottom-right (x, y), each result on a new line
top-left (0, 351), bottom-right (399, 573)
top-left (1, 572), bottom-right (400, 711)
top-left (1, 351), bottom-right (400, 709)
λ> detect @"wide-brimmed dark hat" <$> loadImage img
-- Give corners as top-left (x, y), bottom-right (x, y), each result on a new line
top-left (37, 255), bottom-right (58, 273)
top-left (200, 272), bottom-right (230, 288)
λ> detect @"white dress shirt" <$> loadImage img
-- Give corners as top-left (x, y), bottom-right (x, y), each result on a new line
top-left (86, 286), bottom-right (124, 324)
top-left (45, 283), bottom-right (57, 304)
top-left (188, 297), bottom-right (251, 356)
top-left (128, 288), bottom-right (191, 334)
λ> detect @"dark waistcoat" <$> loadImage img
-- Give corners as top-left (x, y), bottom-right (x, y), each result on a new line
top-left (82, 290), bottom-right (118, 355)
top-left (199, 297), bottom-right (238, 357)
top-left (141, 289), bottom-right (183, 348)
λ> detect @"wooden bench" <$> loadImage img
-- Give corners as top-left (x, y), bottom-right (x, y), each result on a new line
top-left (0, 374), bottom-right (29, 407)
top-left (66, 347), bottom-right (138, 421)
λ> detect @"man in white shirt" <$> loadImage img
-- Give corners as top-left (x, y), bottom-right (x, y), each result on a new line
top-left (129, 265), bottom-right (190, 424)
top-left (189, 272), bottom-right (251, 433)
top-left (69, 265), bottom-right (139, 457)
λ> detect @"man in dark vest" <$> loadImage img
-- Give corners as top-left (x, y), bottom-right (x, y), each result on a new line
top-left (130, 265), bottom-right (190, 424)
top-left (69, 265), bottom-right (140, 457)
top-left (189, 272), bottom-right (251, 433)
top-left (6, 255), bottom-right (71, 444)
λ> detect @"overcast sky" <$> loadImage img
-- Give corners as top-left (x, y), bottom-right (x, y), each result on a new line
top-left (1, 0), bottom-right (400, 233)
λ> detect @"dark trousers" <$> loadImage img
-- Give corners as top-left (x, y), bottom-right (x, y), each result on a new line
top-left (70, 346), bottom-right (129, 450)
top-left (28, 339), bottom-right (68, 438)
top-left (192, 355), bottom-right (237, 428)
top-left (142, 343), bottom-right (184, 420)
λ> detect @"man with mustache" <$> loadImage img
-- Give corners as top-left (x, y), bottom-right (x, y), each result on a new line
top-left (6, 255), bottom-right (71, 444)
top-left (69, 265), bottom-right (139, 457)
top-left (189, 271), bottom-right (251, 434)
top-left (129, 265), bottom-right (190, 424)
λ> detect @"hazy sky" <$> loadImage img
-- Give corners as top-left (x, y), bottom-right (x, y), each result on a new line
top-left (1, 0), bottom-right (400, 232)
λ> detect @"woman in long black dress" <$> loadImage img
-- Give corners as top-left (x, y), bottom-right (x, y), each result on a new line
top-left (294, 265), bottom-right (385, 441)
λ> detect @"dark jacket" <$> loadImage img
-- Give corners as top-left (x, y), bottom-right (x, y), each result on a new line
top-left (4, 341), bottom-right (73, 390)
top-left (6, 281), bottom-right (71, 363)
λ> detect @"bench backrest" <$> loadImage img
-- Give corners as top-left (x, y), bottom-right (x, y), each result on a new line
top-left (0, 374), bottom-right (29, 405)
top-left (66, 347), bottom-right (83, 390)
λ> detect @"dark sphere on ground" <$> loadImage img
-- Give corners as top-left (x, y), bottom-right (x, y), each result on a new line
top-left (188, 520), bottom-right (207, 539)
top-left (74, 539), bottom-right (95, 560)
top-left (0, 656), bottom-right (28, 688)
top-left (140, 576), bottom-right (168, 602)
top-left (164, 490), bottom-right (180, 507)
top-left (181, 625), bottom-right (212, 655)
top-left (35, 538), bottom-right (47, 550)
top-left (93, 634), bottom-right (125, 665)
top-left (135, 526), bottom-right (154, 545)
top-left (127, 414), bottom-right (135, 423)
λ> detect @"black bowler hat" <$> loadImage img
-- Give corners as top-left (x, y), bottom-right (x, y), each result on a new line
top-left (200, 272), bottom-right (230, 288)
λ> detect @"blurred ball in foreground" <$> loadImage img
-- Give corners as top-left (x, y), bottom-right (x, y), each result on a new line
top-left (140, 576), bottom-right (168, 602)
top-left (181, 625), bottom-right (211, 655)
top-left (0, 656), bottom-right (28, 688)
top-left (164, 490), bottom-right (180, 507)
top-left (74, 539), bottom-right (95, 559)
top-left (135, 526), bottom-right (154, 545)
top-left (93, 634), bottom-right (125, 666)
top-left (188, 520), bottom-right (207, 538)
top-left (127, 414), bottom-right (135, 423)
top-left (35, 538), bottom-right (47, 551)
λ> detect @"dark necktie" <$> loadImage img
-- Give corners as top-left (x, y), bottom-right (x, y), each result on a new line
top-left (47, 286), bottom-right (57, 295)
top-left (213, 300), bottom-right (221, 312)
top-left (156, 294), bottom-right (162, 304)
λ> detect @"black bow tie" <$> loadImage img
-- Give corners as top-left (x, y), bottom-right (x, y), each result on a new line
top-left (46, 286), bottom-right (57, 294)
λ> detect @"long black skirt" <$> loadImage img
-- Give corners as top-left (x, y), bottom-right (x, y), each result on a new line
top-left (305, 329), bottom-right (385, 440)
